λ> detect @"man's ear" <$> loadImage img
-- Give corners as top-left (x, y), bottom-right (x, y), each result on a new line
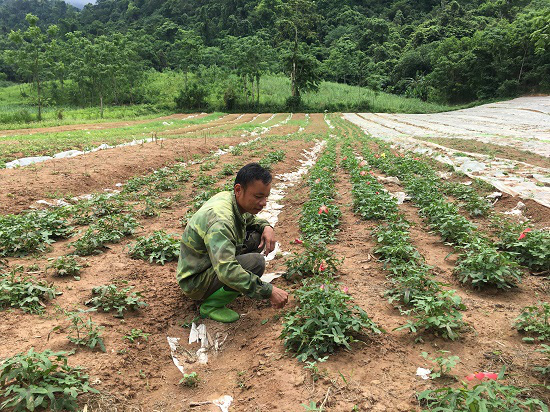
top-left (234, 183), bottom-right (242, 196)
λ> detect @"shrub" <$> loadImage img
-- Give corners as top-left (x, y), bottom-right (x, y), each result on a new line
top-left (175, 81), bottom-right (208, 110)
top-left (417, 370), bottom-right (548, 411)
top-left (280, 277), bottom-right (382, 361)
top-left (0, 349), bottom-right (98, 411)
top-left (454, 239), bottom-right (522, 290)
top-left (495, 223), bottom-right (550, 272)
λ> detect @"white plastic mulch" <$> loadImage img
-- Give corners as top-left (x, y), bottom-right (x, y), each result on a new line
top-left (344, 97), bottom-right (550, 208)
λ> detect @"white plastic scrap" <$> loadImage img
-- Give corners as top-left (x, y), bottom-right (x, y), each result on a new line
top-left (189, 323), bottom-right (210, 365)
top-left (166, 337), bottom-right (186, 375)
top-left (260, 272), bottom-right (285, 283)
top-left (213, 395), bottom-right (233, 412)
top-left (390, 192), bottom-right (410, 204)
top-left (416, 367), bottom-right (431, 380)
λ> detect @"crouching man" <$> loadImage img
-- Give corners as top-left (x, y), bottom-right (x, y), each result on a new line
top-left (176, 163), bottom-right (289, 323)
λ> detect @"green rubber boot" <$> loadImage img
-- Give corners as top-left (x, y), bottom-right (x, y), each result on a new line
top-left (199, 288), bottom-right (240, 323)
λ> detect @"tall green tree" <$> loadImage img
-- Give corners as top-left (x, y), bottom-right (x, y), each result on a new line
top-left (276, 0), bottom-right (321, 100)
top-left (5, 14), bottom-right (58, 120)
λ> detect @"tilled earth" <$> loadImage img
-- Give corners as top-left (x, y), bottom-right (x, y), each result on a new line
top-left (0, 109), bottom-right (549, 411)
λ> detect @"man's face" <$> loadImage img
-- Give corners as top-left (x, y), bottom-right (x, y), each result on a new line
top-left (234, 179), bottom-right (271, 215)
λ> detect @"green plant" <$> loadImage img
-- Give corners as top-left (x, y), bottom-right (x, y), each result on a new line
top-left (0, 266), bottom-right (57, 313)
top-left (179, 372), bottom-right (200, 387)
top-left (0, 348), bottom-right (98, 411)
top-left (397, 290), bottom-right (465, 341)
top-left (0, 209), bottom-right (73, 257)
top-left (128, 231), bottom-right (180, 264)
top-left (454, 239), bottom-right (522, 290)
top-left (535, 344), bottom-right (549, 376)
top-left (303, 357), bottom-right (328, 382)
top-left (217, 163), bottom-right (237, 177)
top-left (259, 150), bottom-right (286, 170)
top-left (514, 302), bottom-right (550, 342)
top-left (421, 350), bottom-right (460, 379)
top-left (230, 145), bottom-right (243, 156)
top-left (199, 160), bottom-right (216, 171)
top-left (70, 214), bottom-right (138, 256)
top-left (139, 198), bottom-right (160, 218)
top-left (46, 255), bottom-right (82, 277)
top-left (417, 369), bottom-right (548, 411)
top-left (301, 401), bottom-right (322, 411)
top-left (284, 238), bottom-right (342, 282)
top-left (193, 173), bottom-right (217, 188)
top-left (124, 328), bottom-right (151, 343)
top-left (495, 221), bottom-right (550, 272)
top-left (85, 284), bottom-right (147, 318)
top-left (280, 277), bottom-right (382, 361)
top-left (51, 309), bottom-right (106, 352)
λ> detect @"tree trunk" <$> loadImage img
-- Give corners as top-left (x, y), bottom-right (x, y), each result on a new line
top-left (256, 74), bottom-right (260, 106)
top-left (243, 76), bottom-right (248, 106)
top-left (100, 92), bottom-right (104, 119)
top-left (37, 77), bottom-right (42, 121)
top-left (291, 26), bottom-right (299, 97)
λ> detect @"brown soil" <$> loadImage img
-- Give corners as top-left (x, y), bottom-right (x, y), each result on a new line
top-left (1, 114), bottom-right (549, 411)
top-left (0, 113), bottom-right (209, 137)
top-left (414, 136), bottom-right (550, 169)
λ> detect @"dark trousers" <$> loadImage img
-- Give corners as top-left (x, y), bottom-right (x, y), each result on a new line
top-left (202, 231), bottom-right (266, 299)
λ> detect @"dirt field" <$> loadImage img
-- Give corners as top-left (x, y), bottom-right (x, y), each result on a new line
top-left (0, 107), bottom-right (548, 411)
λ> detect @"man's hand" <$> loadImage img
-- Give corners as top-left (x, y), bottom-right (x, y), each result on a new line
top-left (258, 226), bottom-right (276, 255)
top-left (269, 286), bottom-right (288, 309)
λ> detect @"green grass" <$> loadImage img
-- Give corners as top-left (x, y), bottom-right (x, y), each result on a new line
top-left (0, 113), bottom-right (225, 166)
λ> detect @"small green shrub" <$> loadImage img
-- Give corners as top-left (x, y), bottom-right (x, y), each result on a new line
top-left (128, 231), bottom-right (180, 264)
top-left (70, 214), bottom-right (138, 256)
top-left (421, 350), bottom-right (460, 379)
top-left (454, 239), bottom-right (522, 290)
top-left (51, 309), bottom-right (105, 352)
top-left (0, 348), bottom-right (98, 411)
top-left (85, 284), bottom-right (147, 318)
top-left (280, 277), bottom-right (382, 361)
top-left (495, 222), bottom-right (550, 272)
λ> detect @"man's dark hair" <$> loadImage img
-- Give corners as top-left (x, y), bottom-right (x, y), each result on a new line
top-left (234, 163), bottom-right (272, 189)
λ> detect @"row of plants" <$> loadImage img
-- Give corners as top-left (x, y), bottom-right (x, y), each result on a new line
top-left (328, 115), bottom-right (550, 412)
top-left (362, 144), bottom-right (524, 290)
top-left (281, 141), bottom-right (382, 362)
top-left (341, 141), bottom-right (466, 341)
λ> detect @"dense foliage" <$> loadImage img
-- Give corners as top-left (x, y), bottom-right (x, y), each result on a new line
top-left (0, 0), bottom-right (548, 115)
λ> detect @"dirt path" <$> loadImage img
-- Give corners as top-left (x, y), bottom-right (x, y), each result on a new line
top-left (0, 113), bottom-right (210, 137)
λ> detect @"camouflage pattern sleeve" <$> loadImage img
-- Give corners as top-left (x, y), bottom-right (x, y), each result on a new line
top-left (205, 220), bottom-right (273, 299)
top-left (244, 213), bottom-right (271, 233)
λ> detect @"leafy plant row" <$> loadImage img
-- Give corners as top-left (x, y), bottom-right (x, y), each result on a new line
top-left (282, 141), bottom-right (382, 361)
top-left (334, 114), bottom-right (549, 274)
top-left (362, 145), bottom-right (524, 290)
top-left (341, 142), bottom-right (465, 341)
top-left (298, 140), bottom-right (341, 243)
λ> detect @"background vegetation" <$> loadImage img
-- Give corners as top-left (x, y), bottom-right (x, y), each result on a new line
top-left (0, 0), bottom-right (548, 120)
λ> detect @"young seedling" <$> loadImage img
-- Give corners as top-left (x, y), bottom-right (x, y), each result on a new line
top-left (124, 328), bottom-right (151, 343)
top-left (421, 350), bottom-right (460, 379)
top-left (179, 372), bottom-right (200, 387)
